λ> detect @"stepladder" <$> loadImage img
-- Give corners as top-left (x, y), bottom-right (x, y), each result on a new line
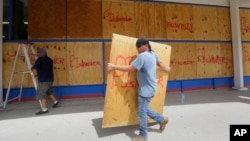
top-left (3, 42), bottom-right (38, 109)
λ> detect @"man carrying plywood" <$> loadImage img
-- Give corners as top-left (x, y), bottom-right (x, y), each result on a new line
top-left (107, 37), bottom-right (171, 141)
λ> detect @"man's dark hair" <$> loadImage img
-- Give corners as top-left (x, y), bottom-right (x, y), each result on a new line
top-left (136, 38), bottom-right (152, 51)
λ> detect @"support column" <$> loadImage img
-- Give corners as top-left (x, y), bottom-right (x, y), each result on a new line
top-left (0, 0), bottom-right (3, 106)
top-left (230, 0), bottom-right (249, 91)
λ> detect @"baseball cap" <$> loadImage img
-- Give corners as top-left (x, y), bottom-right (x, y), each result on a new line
top-left (37, 48), bottom-right (47, 56)
top-left (136, 38), bottom-right (149, 48)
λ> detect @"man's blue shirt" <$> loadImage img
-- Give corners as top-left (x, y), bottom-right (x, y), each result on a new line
top-left (131, 51), bottom-right (159, 97)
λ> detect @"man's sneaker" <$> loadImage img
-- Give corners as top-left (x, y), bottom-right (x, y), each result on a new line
top-left (35, 110), bottom-right (48, 115)
top-left (160, 117), bottom-right (168, 132)
top-left (130, 136), bottom-right (148, 141)
top-left (53, 101), bottom-right (59, 108)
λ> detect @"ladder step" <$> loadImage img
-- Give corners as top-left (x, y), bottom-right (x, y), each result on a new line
top-left (14, 71), bottom-right (31, 74)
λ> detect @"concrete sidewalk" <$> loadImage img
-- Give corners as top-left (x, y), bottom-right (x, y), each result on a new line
top-left (0, 88), bottom-right (250, 141)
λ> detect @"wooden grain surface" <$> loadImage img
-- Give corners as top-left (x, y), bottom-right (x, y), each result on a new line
top-left (102, 34), bottom-right (171, 128)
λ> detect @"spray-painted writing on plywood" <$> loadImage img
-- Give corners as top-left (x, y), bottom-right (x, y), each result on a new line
top-left (70, 54), bottom-right (101, 68)
top-left (103, 9), bottom-right (133, 22)
top-left (166, 21), bottom-right (193, 32)
top-left (197, 48), bottom-right (232, 64)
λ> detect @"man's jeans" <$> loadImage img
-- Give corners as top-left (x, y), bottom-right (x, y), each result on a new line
top-left (138, 96), bottom-right (164, 139)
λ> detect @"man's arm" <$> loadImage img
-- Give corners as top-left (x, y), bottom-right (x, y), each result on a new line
top-left (157, 61), bottom-right (171, 73)
top-left (107, 63), bottom-right (137, 72)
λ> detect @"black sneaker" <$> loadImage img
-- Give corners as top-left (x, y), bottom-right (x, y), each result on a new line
top-left (52, 101), bottom-right (59, 108)
top-left (35, 110), bottom-right (48, 115)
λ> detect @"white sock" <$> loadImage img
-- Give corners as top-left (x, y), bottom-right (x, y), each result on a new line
top-left (42, 108), bottom-right (48, 112)
top-left (54, 100), bottom-right (58, 104)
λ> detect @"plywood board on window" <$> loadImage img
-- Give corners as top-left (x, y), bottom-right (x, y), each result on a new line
top-left (196, 43), bottom-right (224, 78)
top-left (28, 0), bottom-right (66, 39)
top-left (102, 0), bottom-right (136, 39)
top-left (242, 43), bottom-right (250, 75)
top-left (102, 34), bottom-right (171, 128)
top-left (135, 2), bottom-right (156, 38)
top-left (32, 42), bottom-right (67, 86)
top-left (104, 42), bottom-right (112, 83)
top-left (165, 4), bottom-right (194, 40)
top-left (217, 8), bottom-right (231, 40)
top-left (168, 43), bottom-right (197, 80)
top-left (240, 9), bottom-right (250, 41)
top-left (193, 6), bottom-right (219, 40)
top-left (219, 43), bottom-right (233, 77)
top-left (67, 42), bottom-right (103, 85)
top-left (151, 3), bottom-right (167, 39)
top-left (67, 0), bottom-right (102, 39)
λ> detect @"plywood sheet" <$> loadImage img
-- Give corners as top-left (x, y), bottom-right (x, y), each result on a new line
top-left (151, 3), bottom-right (167, 39)
top-left (242, 43), bottom-right (250, 75)
top-left (240, 9), bottom-right (250, 41)
top-left (193, 6), bottom-right (219, 40)
top-left (28, 0), bottom-right (66, 39)
top-left (165, 4), bottom-right (194, 40)
top-left (219, 43), bottom-right (233, 77)
top-left (104, 42), bottom-right (112, 82)
top-left (67, 42), bottom-right (103, 85)
top-left (102, 34), bottom-right (171, 128)
top-left (67, 0), bottom-right (102, 39)
top-left (217, 8), bottom-right (231, 40)
top-left (168, 43), bottom-right (197, 80)
top-left (102, 0), bottom-right (136, 39)
top-left (196, 43), bottom-right (233, 78)
top-left (135, 2), bottom-right (157, 38)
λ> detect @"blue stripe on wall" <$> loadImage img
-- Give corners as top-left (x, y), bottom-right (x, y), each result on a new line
top-left (244, 76), bottom-right (250, 86)
top-left (2, 77), bottom-right (249, 101)
top-left (3, 84), bottom-right (105, 101)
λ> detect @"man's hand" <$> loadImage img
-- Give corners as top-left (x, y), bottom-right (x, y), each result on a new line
top-left (107, 63), bottom-right (115, 71)
top-left (107, 63), bottom-right (136, 72)
top-left (165, 66), bottom-right (171, 73)
top-left (157, 61), bottom-right (171, 73)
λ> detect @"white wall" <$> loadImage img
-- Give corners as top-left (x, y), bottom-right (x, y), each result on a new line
top-left (153, 0), bottom-right (250, 7)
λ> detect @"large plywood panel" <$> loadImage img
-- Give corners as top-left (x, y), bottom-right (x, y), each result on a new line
top-left (102, 34), bottom-right (171, 128)
top-left (240, 9), bottom-right (250, 41)
top-left (135, 2), bottom-right (156, 38)
top-left (193, 6), bottom-right (219, 40)
top-left (151, 3), bottom-right (167, 39)
top-left (168, 43), bottom-right (197, 80)
top-left (67, 42), bottom-right (103, 85)
top-left (242, 43), bottom-right (250, 75)
top-left (217, 8), bottom-right (231, 40)
top-left (28, 0), bottom-right (66, 39)
top-left (196, 43), bottom-right (233, 78)
top-left (33, 42), bottom-right (67, 86)
top-left (104, 42), bottom-right (112, 83)
top-left (219, 43), bottom-right (233, 77)
top-left (102, 1), bottom-right (136, 39)
top-left (165, 4), bottom-right (194, 40)
top-left (67, 0), bottom-right (102, 39)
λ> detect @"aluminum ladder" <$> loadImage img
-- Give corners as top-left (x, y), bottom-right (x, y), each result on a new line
top-left (3, 42), bottom-right (37, 109)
